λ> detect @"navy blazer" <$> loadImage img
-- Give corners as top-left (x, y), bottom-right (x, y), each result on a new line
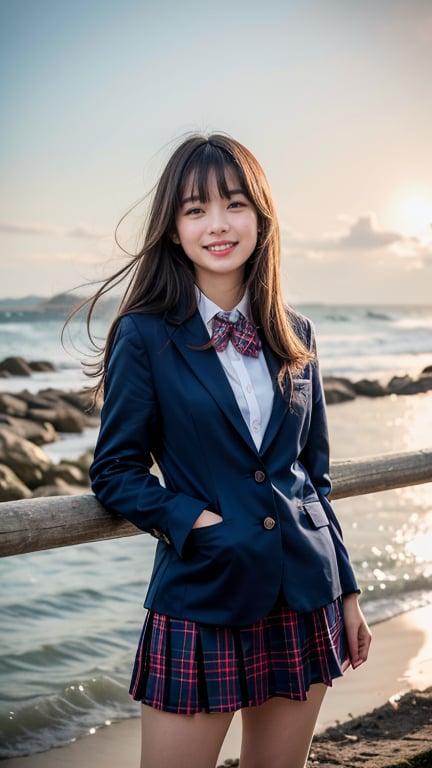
top-left (90, 309), bottom-right (359, 626)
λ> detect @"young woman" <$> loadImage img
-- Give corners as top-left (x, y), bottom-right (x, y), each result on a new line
top-left (87, 133), bottom-right (371, 768)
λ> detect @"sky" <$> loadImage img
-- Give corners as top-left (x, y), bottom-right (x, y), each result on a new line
top-left (1, 0), bottom-right (432, 304)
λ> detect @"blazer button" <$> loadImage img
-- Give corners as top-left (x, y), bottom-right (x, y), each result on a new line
top-left (263, 516), bottom-right (276, 530)
top-left (254, 470), bottom-right (266, 483)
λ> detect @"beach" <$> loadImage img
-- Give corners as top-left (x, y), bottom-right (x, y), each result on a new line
top-left (2, 602), bottom-right (432, 767)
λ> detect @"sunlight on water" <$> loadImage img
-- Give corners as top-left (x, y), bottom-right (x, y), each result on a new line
top-left (406, 532), bottom-right (432, 570)
top-left (328, 391), bottom-right (432, 459)
top-left (328, 392), bottom-right (432, 615)
top-left (386, 393), bottom-right (432, 453)
top-left (395, 506), bottom-right (432, 579)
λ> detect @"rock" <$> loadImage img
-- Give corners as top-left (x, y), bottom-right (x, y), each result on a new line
top-left (41, 388), bottom-right (100, 420)
top-left (17, 391), bottom-right (63, 409)
top-left (0, 357), bottom-right (56, 376)
top-left (19, 391), bottom-right (84, 432)
top-left (0, 414), bottom-right (57, 445)
top-left (0, 463), bottom-right (32, 501)
top-left (422, 364), bottom-right (432, 375)
top-left (28, 360), bottom-right (56, 372)
top-left (32, 479), bottom-right (89, 497)
top-left (19, 389), bottom-right (89, 432)
top-left (24, 406), bottom-right (56, 422)
top-left (60, 390), bottom-right (94, 410)
top-left (323, 376), bottom-right (357, 404)
top-left (387, 374), bottom-right (432, 395)
top-left (70, 449), bottom-right (94, 472)
top-left (387, 375), bottom-right (412, 393)
top-left (58, 451), bottom-right (94, 475)
top-left (35, 388), bottom-right (72, 403)
top-left (352, 379), bottom-right (387, 397)
top-left (42, 462), bottom-right (86, 486)
top-left (0, 427), bottom-right (51, 488)
top-left (0, 370), bottom-right (11, 378)
top-left (28, 405), bottom-right (85, 433)
top-left (411, 375), bottom-right (432, 393)
top-left (0, 393), bottom-right (28, 418)
top-left (0, 356), bottom-right (32, 376)
top-left (392, 376), bottom-right (432, 395)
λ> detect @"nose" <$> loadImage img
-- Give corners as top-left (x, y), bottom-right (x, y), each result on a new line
top-left (207, 206), bottom-right (229, 234)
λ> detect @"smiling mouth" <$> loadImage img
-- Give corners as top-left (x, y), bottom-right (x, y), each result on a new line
top-left (205, 242), bottom-right (237, 253)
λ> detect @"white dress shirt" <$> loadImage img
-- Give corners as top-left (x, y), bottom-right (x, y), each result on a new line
top-left (196, 289), bottom-right (274, 450)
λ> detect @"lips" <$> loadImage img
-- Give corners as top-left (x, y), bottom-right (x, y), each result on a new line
top-left (205, 241), bottom-right (237, 253)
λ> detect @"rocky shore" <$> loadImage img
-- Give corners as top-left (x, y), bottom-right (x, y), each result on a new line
top-left (0, 357), bottom-right (98, 502)
top-left (0, 355), bottom-right (431, 503)
top-left (323, 365), bottom-right (432, 403)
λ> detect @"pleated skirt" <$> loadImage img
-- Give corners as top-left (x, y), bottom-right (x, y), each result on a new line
top-left (129, 597), bottom-right (348, 714)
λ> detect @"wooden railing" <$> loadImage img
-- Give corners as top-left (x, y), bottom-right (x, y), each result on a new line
top-left (1, 448), bottom-right (431, 558)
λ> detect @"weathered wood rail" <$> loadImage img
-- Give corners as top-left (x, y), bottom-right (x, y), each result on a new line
top-left (1, 448), bottom-right (431, 558)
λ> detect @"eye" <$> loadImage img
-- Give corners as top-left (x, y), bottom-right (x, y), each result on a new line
top-left (185, 206), bottom-right (204, 216)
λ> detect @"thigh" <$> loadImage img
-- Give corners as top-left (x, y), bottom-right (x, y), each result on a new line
top-left (240, 684), bottom-right (327, 768)
top-left (140, 703), bottom-right (234, 768)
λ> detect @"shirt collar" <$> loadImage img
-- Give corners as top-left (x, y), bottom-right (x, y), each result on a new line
top-left (195, 286), bottom-right (252, 328)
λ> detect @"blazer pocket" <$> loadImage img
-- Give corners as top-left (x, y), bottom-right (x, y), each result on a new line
top-left (186, 519), bottom-right (232, 565)
top-left (190, 519), bottom-right (225, 542)
top-left (292, 377), bottom-right (311, 389)
top-left (301, 500), bottom-right (329, 529)
top-left (292, 378), bottom-right (311, 408)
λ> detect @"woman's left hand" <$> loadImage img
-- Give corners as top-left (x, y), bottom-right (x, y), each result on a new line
top-left (342, 593), bottom-right (372, 669)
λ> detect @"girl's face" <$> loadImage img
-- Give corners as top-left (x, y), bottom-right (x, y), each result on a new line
top-left (173, 167), bottom-right (259, 293)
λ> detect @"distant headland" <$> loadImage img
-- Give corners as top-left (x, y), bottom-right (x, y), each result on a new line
top-left (0, 293), bottom-right (118, 322)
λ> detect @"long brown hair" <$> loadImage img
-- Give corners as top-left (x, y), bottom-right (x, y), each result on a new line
top-left (69, 133), bottom-right (315, 402)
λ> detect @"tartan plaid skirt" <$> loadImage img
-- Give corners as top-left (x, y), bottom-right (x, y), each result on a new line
top-left (129, 597), bottom-right (347, 714)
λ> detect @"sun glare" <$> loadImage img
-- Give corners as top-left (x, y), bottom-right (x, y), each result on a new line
top-left (397, 194), bottom-right (432, 238)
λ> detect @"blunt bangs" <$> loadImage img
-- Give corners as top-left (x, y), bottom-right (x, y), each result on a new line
top-left (176, 142), bottom-right (248, 208)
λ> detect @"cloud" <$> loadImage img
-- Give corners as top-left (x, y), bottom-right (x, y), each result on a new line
top-left (0, 222), bottom-right (108, 239)
top-left (0, 223), bottom-right (59, 236)
top-left (332, 215), bottom-right (404, 250)
top-left (66, 226), bottom-right (108, 239)
top-left (30, 251), bottom-right (103, 265)
top-left (390, 238), bottom-right (432, 264)
top-left (282, 214), bottom-right (408, 253)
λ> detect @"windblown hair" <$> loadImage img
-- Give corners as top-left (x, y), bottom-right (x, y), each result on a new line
top-left (69, 133), bottom-right (315, 402)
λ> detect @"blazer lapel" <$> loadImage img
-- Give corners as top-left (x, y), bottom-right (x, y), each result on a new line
top-left (259, 345), bottom-right (290, 455)
top-left (166, 312), bottom-right (258, 453)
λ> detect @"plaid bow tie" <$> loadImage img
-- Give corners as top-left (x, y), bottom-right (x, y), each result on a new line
top-left (210, 312), bottom-right (262, 358)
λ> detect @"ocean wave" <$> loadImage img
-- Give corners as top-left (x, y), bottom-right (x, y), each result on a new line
top-left (0, 672), bottom-right (138, 759)
top-left (361, 588), bottom-right (432, 625)
top-left (365, 310), bottom-right (394, 321)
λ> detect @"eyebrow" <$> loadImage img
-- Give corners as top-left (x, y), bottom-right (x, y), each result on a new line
top-left (180, 188), bottom-right (246, 206)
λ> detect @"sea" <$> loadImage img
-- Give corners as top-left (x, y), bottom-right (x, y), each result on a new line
top-left (0, 303), bottom-right (432, 758)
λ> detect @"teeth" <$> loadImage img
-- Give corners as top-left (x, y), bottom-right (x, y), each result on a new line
top-left (207, 243), bottom-right (234, 252)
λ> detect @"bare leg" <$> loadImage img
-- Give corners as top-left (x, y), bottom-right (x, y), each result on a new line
top-left (140, 704), bottom-right (234, 768)
top-left (240, 684), bottom-right (327, 768)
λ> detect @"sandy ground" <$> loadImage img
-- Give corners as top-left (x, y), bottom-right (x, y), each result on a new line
top-left (2, 602), bottom-right (432, 767)
top-left (307, 687), bottom-right (432, 767)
